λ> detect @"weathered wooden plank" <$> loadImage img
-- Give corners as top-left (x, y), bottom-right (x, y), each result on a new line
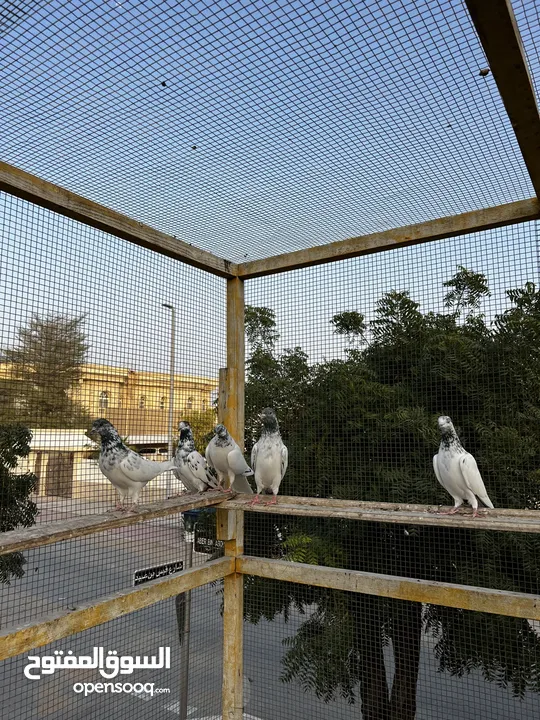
top-left (0, 161), bottom-right (237, 278)
top-left (0, 557), bottom-right (234, 661)
top-left (465, 0), bottom-right (540, 197)
top-left (221, 495), bottom-right (540, 533)
top-left (235, 199), bottom-right (540, 278)
top-left (238, 557), bottom-right (540, 620)
top-left (221, 277), bottom-right (251, 494)
top-left (222, 510), bottom-right (244, 720)
top-left (225, 278), bottom-right (245, 446)
top-left (0, 491), bottom-right (229, 556)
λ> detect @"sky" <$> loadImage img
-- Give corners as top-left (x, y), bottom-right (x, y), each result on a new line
top-left (0, 0), bottom-right (538, 262)
top-left (1, 1), bottom-right (539, 377)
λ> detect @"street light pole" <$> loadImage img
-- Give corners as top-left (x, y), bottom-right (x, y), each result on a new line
top-left (162, 303), bottom-right (176, 499)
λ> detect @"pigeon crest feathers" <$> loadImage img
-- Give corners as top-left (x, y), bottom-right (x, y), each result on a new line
top-left (89, 418), bottom-right (124, 450)
top-left (259, 407), bottom-right (280, 435)
top-left (437, 415), bottom-right (464, 451)
top-left (178, 421), bottom-right (196, 449)
top-left (213, 423), bottom-right (230, 446)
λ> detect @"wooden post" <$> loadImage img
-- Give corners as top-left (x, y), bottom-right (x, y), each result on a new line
top-left (224, 277), bottom-right (245, 444)
top-left (218, 508), bottom-right (244, 720)
top-left (219, 277), bottom-right (246, 720)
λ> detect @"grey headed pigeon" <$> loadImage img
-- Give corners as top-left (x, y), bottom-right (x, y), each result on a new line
top-left (205, 423), bottom-right (254, 493)
top-left (433, 415), bottom-right (494, 518)
top-left (88, 418), bottom-right (175, 511)
top-left (250, 407), bottom-right (288, 506)
top-left (173, 420), bottom-right (220, 493)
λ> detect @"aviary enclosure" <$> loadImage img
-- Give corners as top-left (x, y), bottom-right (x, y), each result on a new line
top-left (1, 1), bottom-right (540, 719)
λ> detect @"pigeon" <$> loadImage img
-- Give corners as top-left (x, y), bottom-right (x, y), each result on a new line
top-left (250, 407), bottom-right (288, 505)
top-left (88, 418), bottom-right (175, 511)
top-left (173, 420), bottom-right (220, 493)
top-left (433, 415), bottom-right (494, 518)
top-left (205, 424), bottom-right (254, 493)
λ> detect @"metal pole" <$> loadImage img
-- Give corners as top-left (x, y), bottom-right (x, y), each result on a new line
top-left (178, 533), bottom-right (193, 720)
top-left (162, 303), bottom-right (176, 498)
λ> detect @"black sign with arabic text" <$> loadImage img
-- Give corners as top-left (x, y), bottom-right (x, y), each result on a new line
top-left (133, 560), bottom-right (184, 586)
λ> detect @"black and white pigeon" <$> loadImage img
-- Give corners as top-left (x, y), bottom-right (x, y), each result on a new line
top-left (250, 407), bottom-right (288, 506)
top-left (433, 415), bottom-right (494, 518)
top-left (88, 418), bottom-right (175, 511)
top-left (173, 420), bottom-right (220, 494)
top-left (205, 423), bottom-right (254, 493)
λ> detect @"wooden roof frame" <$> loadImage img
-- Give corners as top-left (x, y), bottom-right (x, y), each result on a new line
top-left (2, 1), bottom-right (540, 280)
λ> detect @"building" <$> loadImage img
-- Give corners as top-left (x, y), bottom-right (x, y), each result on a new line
top-left (0, 362), bottom-right (217, 499)
top-left (0, 361), bottom-right (217, 436)
top-left (73, 363), bottom-right (217, 435)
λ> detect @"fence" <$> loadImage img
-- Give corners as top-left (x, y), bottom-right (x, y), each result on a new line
top-left (2, 0), bottom-right (540, 719)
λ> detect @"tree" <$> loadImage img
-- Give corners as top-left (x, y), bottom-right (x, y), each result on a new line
top-left (0, 423), bottom-right (38, 585)
top-left (3, 314), bottom-right (91, 428)
top-left (242, 269), bottom-right (540, 718)
top-left (180, 408), bottom-right (217, 448)
top-left (331, 311), bottom-right (367, 347)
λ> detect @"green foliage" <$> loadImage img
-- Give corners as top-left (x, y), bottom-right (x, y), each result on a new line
top-left (179, 409), bottom-right (217, 448)
top-left (283, 533), bottom-right (346, 567)
top-left (331, 311), bottom-right (366, 347)
top-left (243, 266), bottom-right (540, 715)
top-left (443, 265), bottom-right (490, 314)
top-left (0, 424), bottom-right (38, 584)
top-left (3, 314), bottom-right (91, 428)
top-left (245, 306), bottom-right (279, 352)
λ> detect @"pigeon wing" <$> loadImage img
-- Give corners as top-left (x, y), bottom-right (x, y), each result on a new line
top-left (251, 442), bottom-right (259, 473)
top-left (205, 439), bottom-right (215, 468)
top-left (228, 446), bottom-right (254, 476)
top-left (433, 454), bottom-right (445, 489)
top-left (187, 452), bottom-right (220, 490)
top-left (459, 453), bottom-right (494, 508)
top-left (231, 474), bottom-right (254, 493)
top-left (119, 451), bottom-right (170, 483)
top-left (281, 444), bottom-right (289, 480)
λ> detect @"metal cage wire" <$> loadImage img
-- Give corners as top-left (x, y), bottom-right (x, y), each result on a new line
top-left (1, 1), bottom-right (540, 720)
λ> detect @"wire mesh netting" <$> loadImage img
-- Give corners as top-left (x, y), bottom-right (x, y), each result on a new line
top-left (0, 0), bottom-right (534, 262)
top-left (0, 190), bottom-right (225, 526)
top-left (244, 221), bottom-right (540, 506)
top-left (514, 0), bottom-right (540, 102)
top-left (0, 584), bottom-right (223, 720)
top-left (2, 2), bottom-right (540, 719)
top-left (243, 585), bottom-right (540, 720)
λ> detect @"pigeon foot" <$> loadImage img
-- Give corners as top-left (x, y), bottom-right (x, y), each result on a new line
top-left (249, 494), bottom-right (261, 506)
top-left (265, 496), bottom-right (278, 506)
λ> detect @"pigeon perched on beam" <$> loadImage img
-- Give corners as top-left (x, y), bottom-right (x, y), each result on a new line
top-left (250, 407), bottom-right (288, 505)
top-left (88, 418), bottom-right (175, 511)
top-left (433, 415), bottom-right (494, 518)
top-left (205, 424), bottom-right (253, 493)
top-left (173, 420), bottom-right (220, 494)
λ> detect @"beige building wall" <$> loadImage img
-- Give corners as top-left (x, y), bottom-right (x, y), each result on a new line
top-left (0, 362), bottom-right (217, 435)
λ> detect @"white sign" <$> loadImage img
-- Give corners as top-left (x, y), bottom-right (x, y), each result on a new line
top-left (24, 646), bottom-right (171, 680)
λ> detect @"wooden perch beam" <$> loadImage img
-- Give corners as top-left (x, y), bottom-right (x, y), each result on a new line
top-left (465, 0), bottom-right (540, 197)
top-left (235, 199), bottom-right (540, 278)
top-left (0, 161), bottom-right (236, 278)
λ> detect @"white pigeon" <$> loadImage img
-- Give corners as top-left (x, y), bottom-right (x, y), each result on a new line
top-left (433, 415), bottom-right (494, 518)
top-left (250, 407), bottom-right (288, 506)
top-left (205, 424), bottom-right (254, 493)
top-left (89, 418), bottom-right (175, 511)
top-left (173, 420), bottom-right (220, 494)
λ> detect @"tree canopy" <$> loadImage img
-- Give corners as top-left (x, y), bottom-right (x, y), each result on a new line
top-left (0, 423), bottom-right (38, 585)
top-left (2, 314), bottom-right (90, 428)
top-left (242, 267), bottom-right (540, 719)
